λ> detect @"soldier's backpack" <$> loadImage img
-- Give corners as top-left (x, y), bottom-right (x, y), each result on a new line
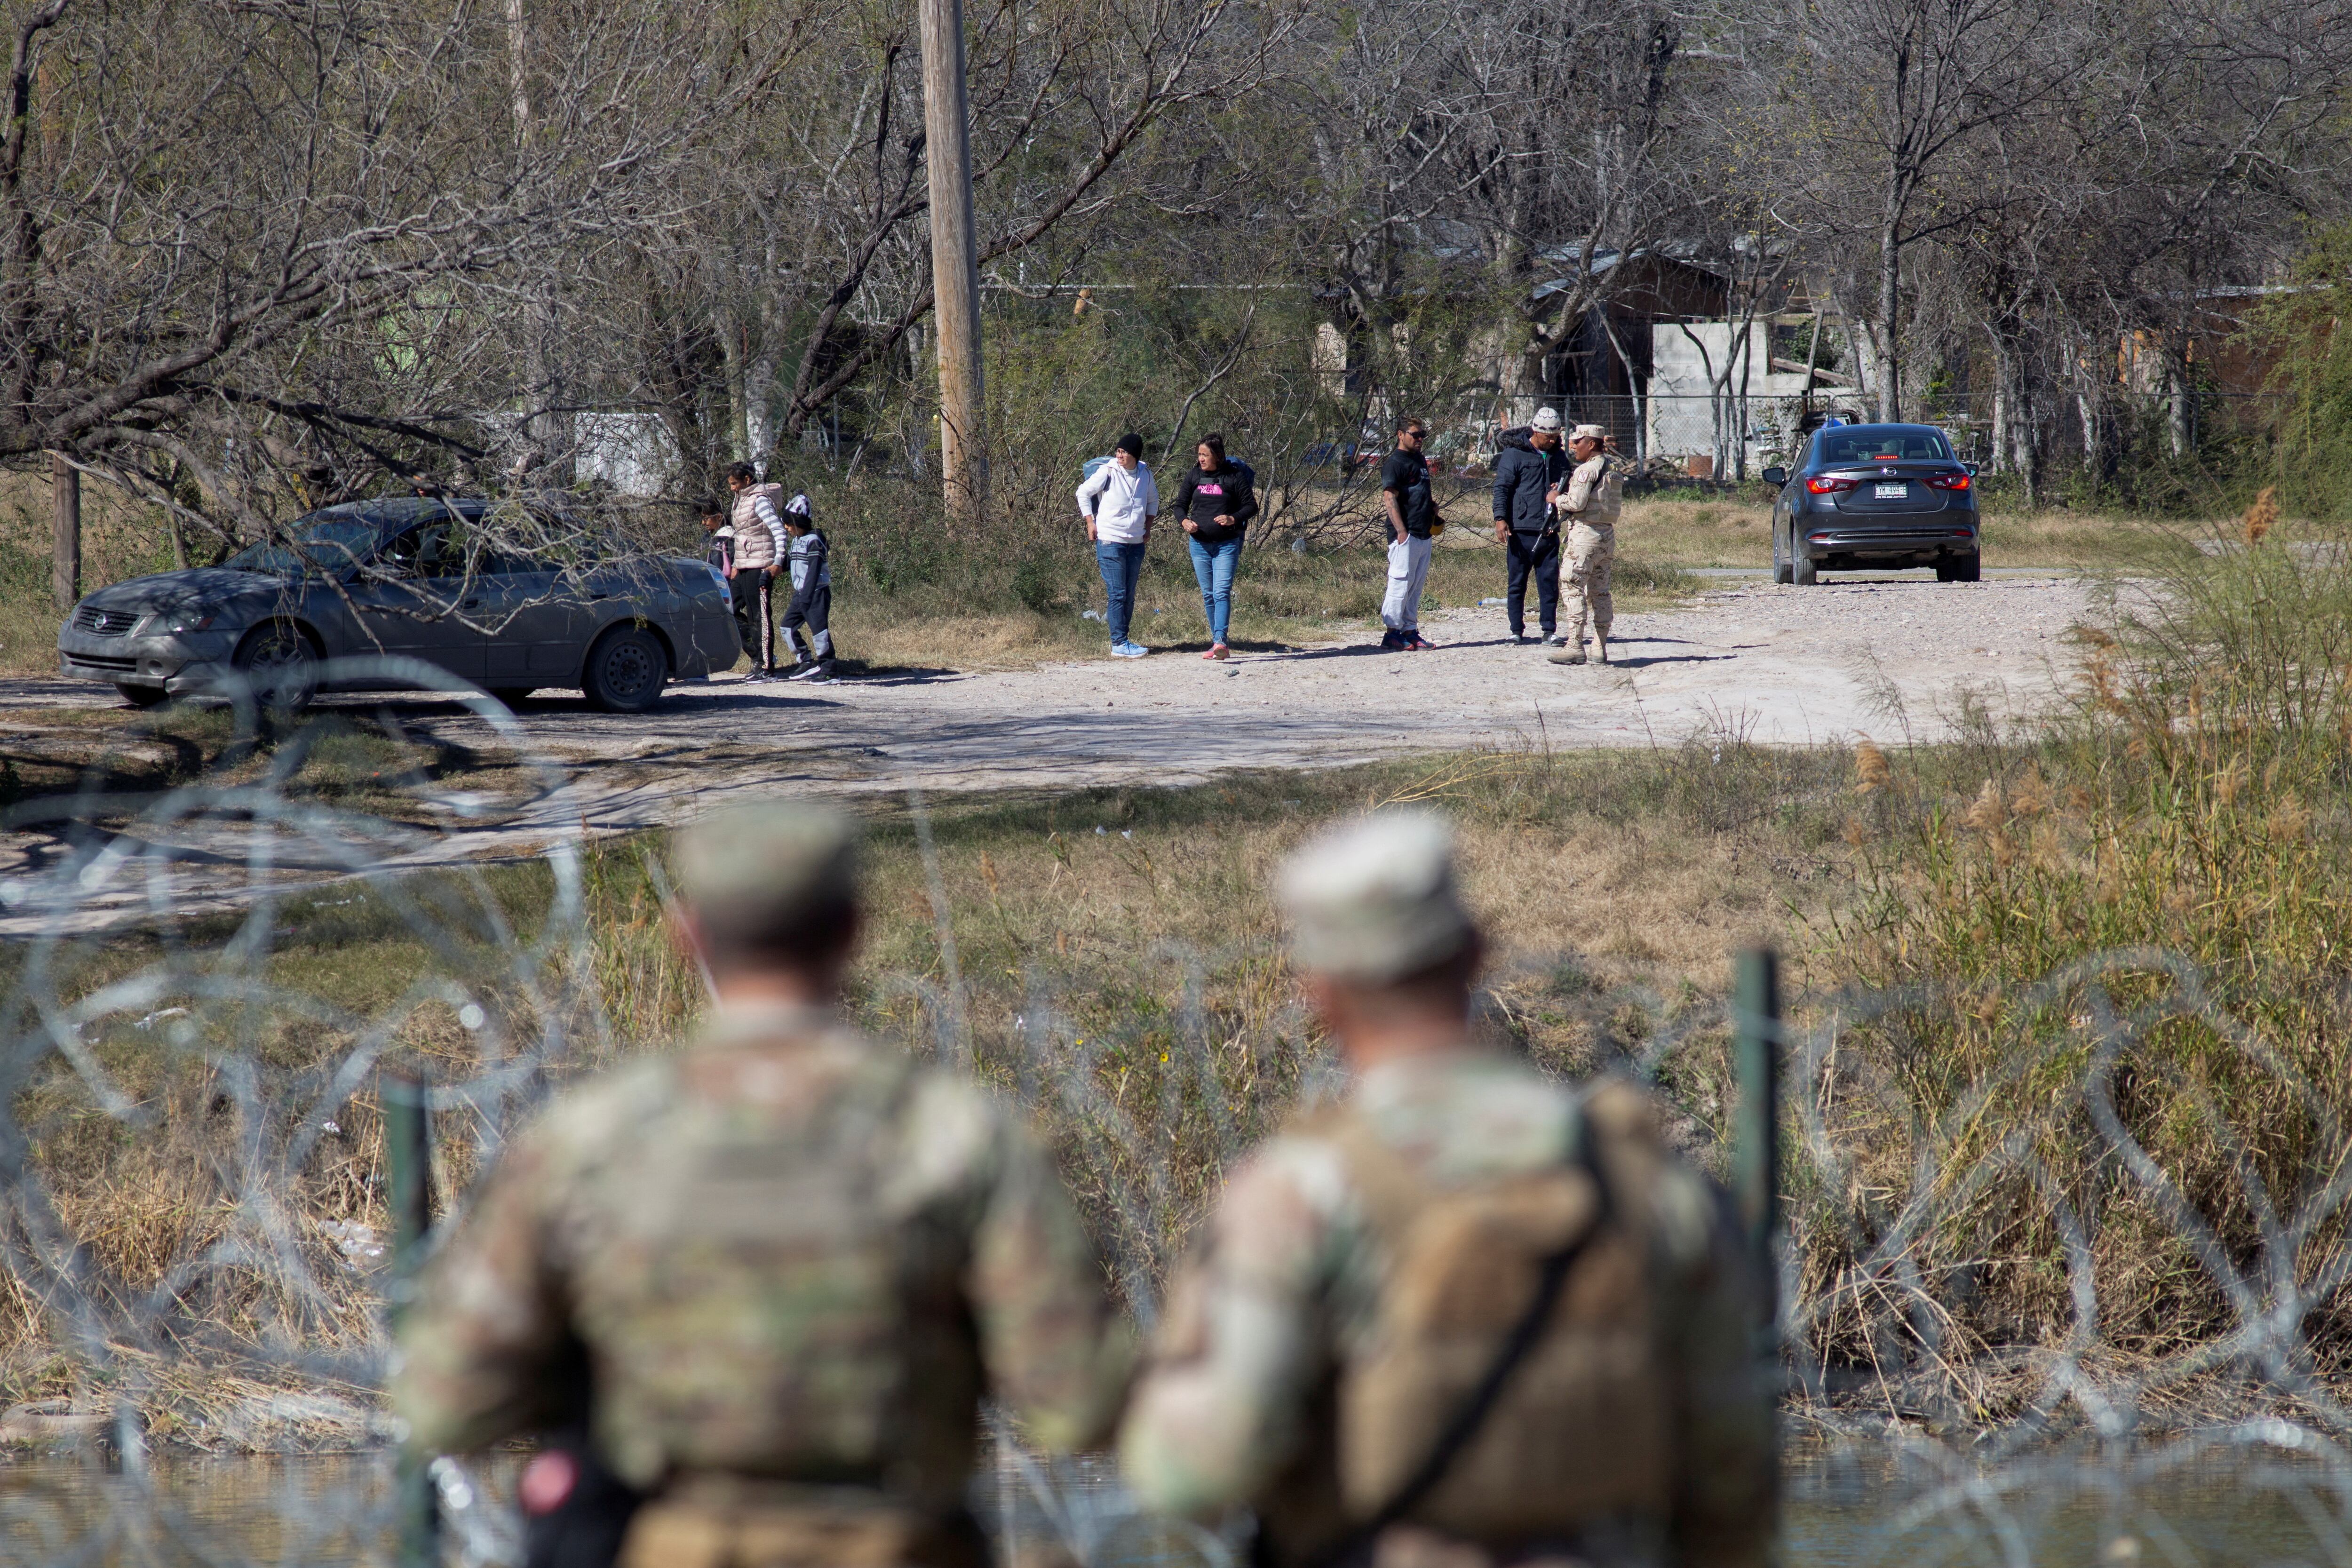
top-left (1319, 1078), bottom-right (1686, 1544)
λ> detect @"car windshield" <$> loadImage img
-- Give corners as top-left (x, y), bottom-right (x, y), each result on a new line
top-left (224, 514), bottom-right (384, 578)
top-left (1816, 430), bottom-right (1953, 465)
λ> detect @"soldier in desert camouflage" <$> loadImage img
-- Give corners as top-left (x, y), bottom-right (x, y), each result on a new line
top-left (395, 801), bottom-right (1129, 1568)
top-left (1549, 423), bottom-right (1626, 666)
top-left (1119, 811), bottom-right (1775, 1568)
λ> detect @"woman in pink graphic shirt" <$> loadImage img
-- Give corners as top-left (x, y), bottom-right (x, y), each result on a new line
top-left (1167, 432), bottom-right (1259, 661)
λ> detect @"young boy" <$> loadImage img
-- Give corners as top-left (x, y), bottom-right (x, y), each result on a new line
top-left (698, 496), bottom-right (759, 666)
top-left (779, 493), bottom-right (836, 682)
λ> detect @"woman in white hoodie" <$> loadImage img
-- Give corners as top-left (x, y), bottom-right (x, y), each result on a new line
top-left (1075, 432), bottom-right (1159, 658)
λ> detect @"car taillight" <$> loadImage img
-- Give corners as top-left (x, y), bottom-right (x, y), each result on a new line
top-left (1928, 473), bottom-right (1972, 491)
top-left (1806, 476), bottom-right (1856, 494)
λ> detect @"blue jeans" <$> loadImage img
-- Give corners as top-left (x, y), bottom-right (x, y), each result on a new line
top-left (1095, 540), bottom-right (1146, 645)
top-left (1187, 535), bottom-right (1241, 645)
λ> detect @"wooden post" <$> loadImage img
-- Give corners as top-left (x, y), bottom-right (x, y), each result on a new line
top-left (50, 452), bottom-right (79, 611)
top-left (383, 1072), bottom-right (440, 1568)
top-left (921, 0), bottom-right (986, 529)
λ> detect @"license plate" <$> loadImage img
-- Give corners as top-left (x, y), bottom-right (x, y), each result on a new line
top-left (1875, 482), bottom-right (1908, 498)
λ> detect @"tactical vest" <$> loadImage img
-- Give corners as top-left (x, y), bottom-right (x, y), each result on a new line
top-left (1304, 1079), bottom-right (1681, 1552)
top-left (730, 483), bottom-right (786, 570)
top-left (1566, 456), bottom-right (1625, 528)
top-left (571, 1035), bottom-right (958, 1495)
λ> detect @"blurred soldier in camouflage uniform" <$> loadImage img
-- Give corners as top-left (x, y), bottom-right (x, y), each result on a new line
top-left (395, 802), bottom-right (1130, 1568)
top-left (1119, 812), bottom-right (1774, 1568)
top-left (1549, 424), bottom-right (1625, 666)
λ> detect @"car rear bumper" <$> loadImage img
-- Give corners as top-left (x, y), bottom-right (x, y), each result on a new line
top-left (1797, 523), bottom-right (1977, 562)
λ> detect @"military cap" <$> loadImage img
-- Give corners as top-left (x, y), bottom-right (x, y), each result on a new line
top-left (1530, 407), bottom-right (1564, 432)
top-left (1570, 423), bottom-right (1608, 444)
top-left (1277, 810), bottom-right (1475, 983)
top-left (674, 799), bottom-right (857, 934)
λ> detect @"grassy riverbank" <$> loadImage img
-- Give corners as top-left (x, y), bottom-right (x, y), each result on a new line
top-left (0, 735), bottom-right (1867, 1432)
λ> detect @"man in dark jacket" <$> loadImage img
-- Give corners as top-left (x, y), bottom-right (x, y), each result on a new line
top-left (1492, 406), bottom-right (1570, 645)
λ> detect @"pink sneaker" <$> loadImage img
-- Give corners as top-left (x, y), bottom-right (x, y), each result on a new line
top-left (1208, 644), bottom-right (1231, 661)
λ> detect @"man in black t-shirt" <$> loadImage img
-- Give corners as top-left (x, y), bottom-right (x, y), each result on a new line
top-left (1378, 418), bottom-right (1440, 650)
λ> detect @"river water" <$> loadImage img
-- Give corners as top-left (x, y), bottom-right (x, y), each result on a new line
top-left (2, 1441), bottom-right (2346, 1567)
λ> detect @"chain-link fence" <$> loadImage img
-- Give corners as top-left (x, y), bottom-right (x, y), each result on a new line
top-left (6, 669), bottom-right (2352, 1566)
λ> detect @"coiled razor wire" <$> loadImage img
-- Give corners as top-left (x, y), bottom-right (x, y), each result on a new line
top-left (0, 676), bottom-right (2348, 1564)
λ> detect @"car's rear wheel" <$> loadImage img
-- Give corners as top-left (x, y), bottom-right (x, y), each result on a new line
top-left (1792, 552), bottom-right (1818, 586)
top-left (581, 625), bottom-right (667, 713)
top-left (115, 683), bottom-right (168, 708)
top-left (1951, 552), bottom-right (1981, 583)
top-left (1772, 520), bottom-right (1794, 585)
top-left (232, 621), bottom-right (319, 713)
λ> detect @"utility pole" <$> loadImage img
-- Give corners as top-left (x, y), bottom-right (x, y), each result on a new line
top-left (921, 0), bottom-right (986, 530)
top-left (50, 453), bottom-right (79, 611)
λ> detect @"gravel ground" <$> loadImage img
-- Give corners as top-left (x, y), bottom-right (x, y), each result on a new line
top-left (0, 573), bottom-right (2098, 929)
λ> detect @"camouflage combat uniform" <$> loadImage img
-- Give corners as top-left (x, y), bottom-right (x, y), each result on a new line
top-left (396, 1001), bottom-right (1130, 1566)
top-left (1558, 453), bottom-right (1624, 651)
top-left (1119, 1048), bottom-right (1773, 1568)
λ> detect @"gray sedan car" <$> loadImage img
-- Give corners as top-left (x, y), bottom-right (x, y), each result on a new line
top-left (57, 497), bottom-right (741, 711)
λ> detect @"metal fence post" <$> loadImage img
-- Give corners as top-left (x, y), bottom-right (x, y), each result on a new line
top-left (1731, 947), bottom-right (1781, 1329)
top-left (384, 1071), bottom-right (439, 1568)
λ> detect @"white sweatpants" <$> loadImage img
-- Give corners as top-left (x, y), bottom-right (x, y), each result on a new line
top-left (1381, 534), bottom-right (1432, 632)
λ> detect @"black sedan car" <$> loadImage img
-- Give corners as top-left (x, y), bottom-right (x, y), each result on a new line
top-left (1762, 423), bottom-right (1980, 584)
top-left (57, 497), bottom-right (741, 711)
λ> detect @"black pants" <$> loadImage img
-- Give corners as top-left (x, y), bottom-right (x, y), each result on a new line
top-left (782, 583), bottom-right (833, 664)
top-left (1505, 530), bottom-right (1560, 636)
top-left (730, 571), bottom-right (776, 669)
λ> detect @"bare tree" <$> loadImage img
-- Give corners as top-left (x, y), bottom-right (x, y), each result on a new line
top-left (0, 0), bottom-right (837, 546)
top-left (1768, 0), bottom-right (2075, 421)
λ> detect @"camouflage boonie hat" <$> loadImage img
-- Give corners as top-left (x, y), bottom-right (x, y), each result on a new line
top-left (1277, 810), bottom-right (1475, 983)
top-left (1570, 423), bottom-right (1608, 444)
top-left (675, 800), bottom-right (858, 932)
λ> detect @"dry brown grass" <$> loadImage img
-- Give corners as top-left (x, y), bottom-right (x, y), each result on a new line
top-left (836, 609), bottom-right (1096, 673)
top-left (0, 735), bottom-right (1863, 1437)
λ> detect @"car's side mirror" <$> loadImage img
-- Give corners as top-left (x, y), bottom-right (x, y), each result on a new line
top-left (1964, 462), bottom-right (1980, 477)
top-left (1761, 467), bottom-right (1788, 487)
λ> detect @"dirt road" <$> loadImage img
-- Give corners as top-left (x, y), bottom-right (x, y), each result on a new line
top-left (506, 570), bottom-right (2093, 787)
top-left (0, 574), bottom-right (2095, 930)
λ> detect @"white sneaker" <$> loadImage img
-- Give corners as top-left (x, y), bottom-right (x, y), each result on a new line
top-left (1112, 641), bottom-right (1149, 658)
